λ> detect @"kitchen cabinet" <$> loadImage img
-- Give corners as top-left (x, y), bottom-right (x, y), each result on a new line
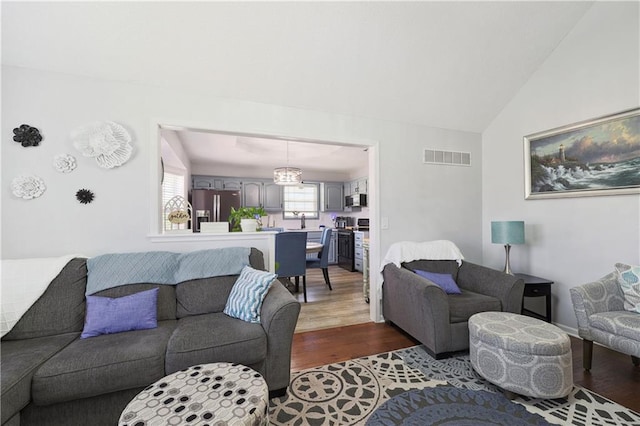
top-left (242, 181), bottom-right (263, 208)
top-left (263, 182), bottom-right (283, 211)
top-left (222, 179), bottom-right (242, 191)
top-left (346, 177), bottom-right (367, 195)
top-left (354, 231), bottom-right (364, 272)
top-left (343, 182), bottom-right (352, 197)
top-left (328, 231), bottom-right (338, 265)
top-left (192, 175), bottom-right (242, 191)
top-left (354, 177), bottom-right (368, 194)
top-left (192, 175), bottom-right (222, 189)
top-left (322, 182), bottom-right (344, 212)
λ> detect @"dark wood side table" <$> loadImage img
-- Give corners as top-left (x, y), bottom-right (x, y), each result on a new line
top-left (515, 273), bottom-right (554, 323)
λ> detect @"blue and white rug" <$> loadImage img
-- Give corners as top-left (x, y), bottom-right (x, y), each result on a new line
top-left (269, 346), bottom-right (640, 425)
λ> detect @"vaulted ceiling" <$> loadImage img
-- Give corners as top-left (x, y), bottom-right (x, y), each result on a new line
top-left (2, 1), bottom-right (593, 133)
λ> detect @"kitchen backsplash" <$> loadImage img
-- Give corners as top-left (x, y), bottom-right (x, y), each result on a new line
top-left (264, 207), bottom-right (369, 229)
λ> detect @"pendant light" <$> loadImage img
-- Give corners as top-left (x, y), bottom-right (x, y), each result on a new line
top-left (274, 141), bottom-right (302, 185)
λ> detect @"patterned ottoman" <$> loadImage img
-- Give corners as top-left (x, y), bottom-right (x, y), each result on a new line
top-left (469, 312), bottom-right (572, 399)
top-left (119, 362), bottom-right (269, 426)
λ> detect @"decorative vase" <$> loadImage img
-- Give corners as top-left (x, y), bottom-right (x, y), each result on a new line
top-left (240, 218), bottom-right (258, 232)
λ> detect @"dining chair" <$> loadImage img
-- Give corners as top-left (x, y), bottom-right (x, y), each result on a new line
top-left (275, 232), bottom-right (309, 302)
top-left (306, 228), bottom-right (333, 294)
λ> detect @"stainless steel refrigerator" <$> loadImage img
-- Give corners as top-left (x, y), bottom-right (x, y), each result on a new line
top-left (190, 189), bottom-right (241, 232)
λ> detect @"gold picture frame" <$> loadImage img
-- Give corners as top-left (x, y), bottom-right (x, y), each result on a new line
top-left (524, 108), bottom-right (640, 199)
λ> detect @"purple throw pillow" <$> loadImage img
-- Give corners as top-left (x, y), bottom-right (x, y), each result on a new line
top-left (81, 287), bottom-right (159, 338)
top-left (414, 270), bottom-right (462, 294)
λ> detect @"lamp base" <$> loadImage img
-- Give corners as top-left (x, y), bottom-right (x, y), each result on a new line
top-left (503, 244), bottom-right (515, 275)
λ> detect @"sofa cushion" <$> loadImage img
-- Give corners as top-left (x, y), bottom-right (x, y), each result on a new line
top-left (176, 276), bottom-right (238, 318)
top-left (590, 311), bottom-right (640, 341)
top-left (403, 260), bottom-right (459, 282)
top-left (165, 312), bottom-right (267, 374)
top-left (175, 248), bottom-right (267, 319)
top-left (449, 290), bottom-right (501, 323)
top-left (95, 283), bottom-right (176, 321)
top-left (31, 320), bottom-right (177, 405)
top-left (414, 270), bottom-right (461, 294)
top-left (81, 288), bottom-right (158, 338)
top-left (615, 263), bottom-right (640, 313)
top-left (3, 258), bottom-right (87, 341)
top-left (0, 332), bottom-right (79, 424)
top-left (224, 266), bottom-right (277, 323)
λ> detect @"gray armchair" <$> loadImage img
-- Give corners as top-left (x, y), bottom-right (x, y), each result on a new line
top-left (382, 260), bottom-right (524, 359)
top-left (570, 272), bottom-right (640, 371)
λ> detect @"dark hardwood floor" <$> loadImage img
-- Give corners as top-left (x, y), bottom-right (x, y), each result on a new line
top-left (291, 322), bottom-right (640, 413)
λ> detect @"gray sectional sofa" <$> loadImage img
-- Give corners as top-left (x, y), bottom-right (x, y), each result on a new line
top-left (382, 260), bottom-right (524, 359)
top-left (1, 248), bottom-right (300, 426)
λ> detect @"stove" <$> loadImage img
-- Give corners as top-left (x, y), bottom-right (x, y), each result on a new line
top-left (337, 218), bottom-right (369, 272)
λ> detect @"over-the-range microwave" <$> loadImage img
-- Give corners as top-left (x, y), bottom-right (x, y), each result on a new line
top-left (345, 193), bottom-right (367, 207)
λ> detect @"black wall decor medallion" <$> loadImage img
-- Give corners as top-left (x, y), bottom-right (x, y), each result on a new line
top-left (76, 188), bottom-right (95, 204)
top-left (13, 124), bottom-right (43, 147)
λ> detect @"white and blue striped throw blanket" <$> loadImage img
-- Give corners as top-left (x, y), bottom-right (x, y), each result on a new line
top-left (86, 247), bottom-right (251, 295)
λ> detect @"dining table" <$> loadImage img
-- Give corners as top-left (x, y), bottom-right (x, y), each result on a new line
top-left (306, 242), bottom-right (323, 254)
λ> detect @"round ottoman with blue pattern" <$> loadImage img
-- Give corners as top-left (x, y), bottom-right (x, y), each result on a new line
top-left (469, 312), bottom-right (573, 399)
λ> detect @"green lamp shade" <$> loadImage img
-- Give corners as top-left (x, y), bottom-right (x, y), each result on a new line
top-left (491, 221), bottom-right (525, 245)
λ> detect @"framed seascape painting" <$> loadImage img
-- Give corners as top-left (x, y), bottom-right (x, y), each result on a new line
top-left (524, 108), bottom-right (640, 199)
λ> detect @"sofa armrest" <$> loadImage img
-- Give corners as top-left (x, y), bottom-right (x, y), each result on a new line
top-left (456, 261), bottom-right (524, 313)
top-left (382, 263), bottom-right (450, 351)
top-left (259, 281), bottom-right (301, 391)
top-left (569, 271), bottom-right (623, 339)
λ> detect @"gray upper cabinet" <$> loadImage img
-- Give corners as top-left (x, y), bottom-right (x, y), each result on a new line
top-left (323, 182), bottom-right (344, 212)
top-left (354, 177), bottom-right (368, 194)
top-left (192, 175), bottom-right (240, 190)
top-left (242, 181), bottom-right (263, 208)
top-left (192, 175), bottom-right (215, 189)
top-left (263, 182), bottom-right (283, 211)
top-left (222, 179), bottom-right (242, 190)
top-left (343, 182), bottom-right (352, 197)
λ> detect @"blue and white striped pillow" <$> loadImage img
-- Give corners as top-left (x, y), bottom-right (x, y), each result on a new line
top-left (224, 266), bottom-right (277, 323)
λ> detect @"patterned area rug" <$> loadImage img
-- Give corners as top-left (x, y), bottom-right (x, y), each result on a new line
top-left (269, 346), bottom-right (640, 426)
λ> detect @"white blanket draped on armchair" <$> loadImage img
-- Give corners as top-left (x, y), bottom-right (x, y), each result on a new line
top-left (380, 240), bottom-right (465, 273)
top-left (1, 254), bottom-right (81, 337)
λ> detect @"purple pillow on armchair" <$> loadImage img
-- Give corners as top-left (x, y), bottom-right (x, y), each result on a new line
top-left (414, 270), bottom-right (462, 294)
top-left (81, 287), bottom-right (159, 338)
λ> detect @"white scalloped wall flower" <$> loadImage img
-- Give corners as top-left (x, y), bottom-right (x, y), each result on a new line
top-left (53, 154), bottom-right (77, 173)
top-left (11, 175), bottom-right (46, 199)
top-left (71, 121), bottom-right (133, 169)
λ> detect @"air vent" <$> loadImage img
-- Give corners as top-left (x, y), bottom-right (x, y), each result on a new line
top-left (423, 149), bottom-right (471, 166)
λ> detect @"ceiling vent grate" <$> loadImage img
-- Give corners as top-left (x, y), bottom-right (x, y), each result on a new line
top-left (423, 149), bottom-right (471, 166)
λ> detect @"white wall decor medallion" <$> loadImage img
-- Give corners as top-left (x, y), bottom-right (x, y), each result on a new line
top-left (11, 175), bottom-right (46, 199)
top-left (71, 121), bottom-right (133, 169)
top-left (53, 154), bottom-right (77, 173)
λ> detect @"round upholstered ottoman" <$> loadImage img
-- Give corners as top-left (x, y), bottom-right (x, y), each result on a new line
top-left (469, 312), bottom-right (573, 399)
top-left (119, 362), bottom-right (269, 426)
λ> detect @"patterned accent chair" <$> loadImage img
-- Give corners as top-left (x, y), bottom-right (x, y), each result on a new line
top-left (570, 272), bottom-right (640, 371)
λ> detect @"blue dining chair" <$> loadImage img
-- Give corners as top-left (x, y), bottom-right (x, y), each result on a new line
top-left (275, 232), bottom-right (309, 302)
top-left (306, 228), bottom-right (333, 292)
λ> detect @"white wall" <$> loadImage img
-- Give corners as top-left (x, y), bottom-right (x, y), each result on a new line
top-left (2, 65), bottom-right (483, 320)
top-left (482, 2), bottom-right (640, 331)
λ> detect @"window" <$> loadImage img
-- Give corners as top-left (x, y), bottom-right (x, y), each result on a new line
top-left (283, 184), bottom-right (319, 219)
top-left (162, 170), bottom-right (186, 230)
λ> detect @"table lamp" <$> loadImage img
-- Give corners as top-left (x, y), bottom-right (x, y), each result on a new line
top-left (491, 221), bottom-right (525, 275)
